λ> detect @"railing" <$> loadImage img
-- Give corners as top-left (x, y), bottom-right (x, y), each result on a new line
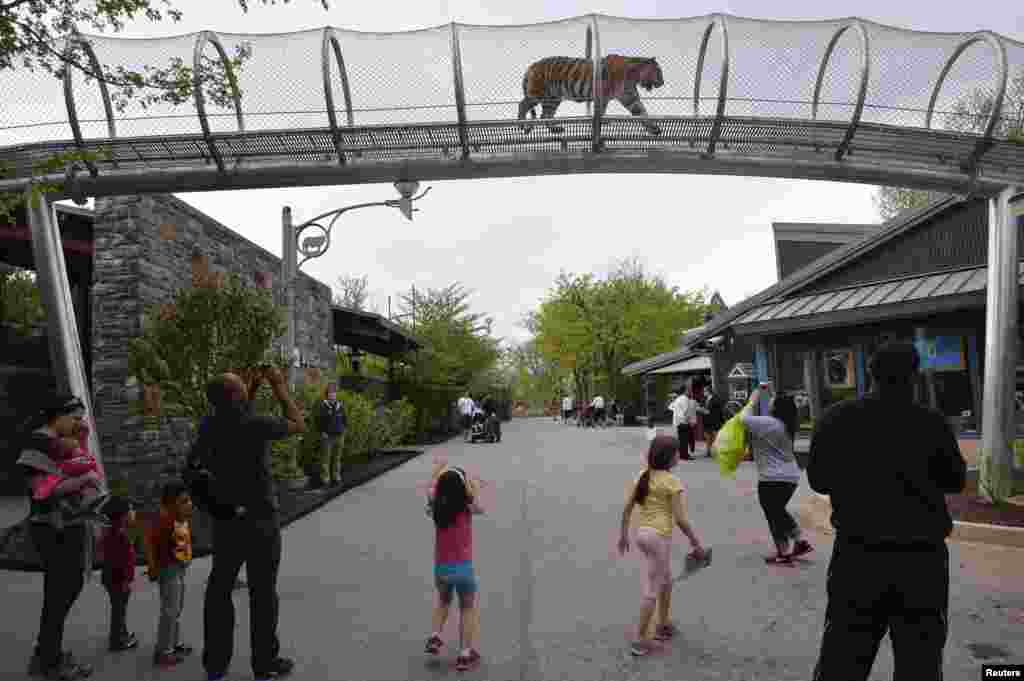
top-left (1, 13), bottom-right (1023, 193)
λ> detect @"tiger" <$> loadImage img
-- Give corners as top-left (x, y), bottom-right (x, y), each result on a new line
top-left (517, 55), bottom-right (664, 135)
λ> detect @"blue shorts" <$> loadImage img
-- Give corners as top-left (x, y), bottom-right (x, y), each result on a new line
top-left (434, 561), bottom-right (478, 605)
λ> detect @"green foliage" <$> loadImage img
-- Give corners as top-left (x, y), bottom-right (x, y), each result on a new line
top-left (873, 187), bottom-right (950, 222)
top-left (0, 268), bottom-right (45, 335)
top-left (0, 0), bottom-right (328, 221)
top-left (127, 269), bottom-right (286, 422)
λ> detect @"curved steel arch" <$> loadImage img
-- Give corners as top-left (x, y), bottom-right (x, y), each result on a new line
top-left (322, 27), bottom-right (356, 165)
top-left (62, 35), bottom-right (117, 177)
top-left (925, 31), bottom-right (1007, 136)
top-left (811, 20), bottom-right (870, 161)
top-left (450, 23), bottom-right (470, 160)
top-left (590, 14), bottom-right (603, 153)
top-left (693, 14), bottom-right (730, 156)
top-left (193, 31), bottom-right (245, 173)
top-left (925, 31), bottom-right (1008, 174)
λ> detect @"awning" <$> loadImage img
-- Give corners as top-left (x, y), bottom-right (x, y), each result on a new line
top-left (731, 263), bottom-right (1022, 336)
top-left (649, 355), bottom-right (712, 374)
top-left (331, 306), bottom-right (421, 358)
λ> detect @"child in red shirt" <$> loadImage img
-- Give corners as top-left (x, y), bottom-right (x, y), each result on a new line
top-left (145, 481), bottom-right (194, 669)
top-left (424, 463), bottom-right (485, 671)
top-left (100, 497), bottom-right (139, 652)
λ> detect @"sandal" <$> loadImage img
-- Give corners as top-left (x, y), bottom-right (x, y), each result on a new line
top-left (425, 634), bottom-right (443, 656)
top-left (630, 640), bottom-right (655, 656)
top-left (791, 540), bottom-right (814, 558)
top-left (454, 649), bottom-right (481, 671)
top-left (654, 623), bottom-right (679, 641)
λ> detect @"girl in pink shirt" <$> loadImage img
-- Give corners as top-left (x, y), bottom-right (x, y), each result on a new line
top-left (424, 464), bottom-right (485, 671)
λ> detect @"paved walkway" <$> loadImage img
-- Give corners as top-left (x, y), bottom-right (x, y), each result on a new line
top-left (2, 419), bottom-right (1023, 680)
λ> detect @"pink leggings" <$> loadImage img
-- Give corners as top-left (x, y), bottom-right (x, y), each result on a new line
top-left (635, 527), bottom-right (672, 602)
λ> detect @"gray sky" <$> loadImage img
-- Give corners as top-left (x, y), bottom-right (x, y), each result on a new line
top-left (67, 1), bottom-right (1024, 346)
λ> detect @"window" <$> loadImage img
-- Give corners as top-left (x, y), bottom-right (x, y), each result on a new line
top-left (824, 349), bottom-right (854, 388)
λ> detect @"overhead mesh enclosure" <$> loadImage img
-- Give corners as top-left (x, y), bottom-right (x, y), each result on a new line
top-left (0, 13), bottom-right (1022, 187)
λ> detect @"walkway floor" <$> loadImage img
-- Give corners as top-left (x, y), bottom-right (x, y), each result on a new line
top-left (2, 418), bottom-right (1023, 680)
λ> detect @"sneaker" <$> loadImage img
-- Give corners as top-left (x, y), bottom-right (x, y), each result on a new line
top-left (454, 649), bottom-right (481, 671)
top-left (173, 644), bottom-right (194, 657)
top-left (255, 656), bottom-right (295, 680)
top-left (109, 633), bottom-right (138, 652)
top-left (41, 659), bottom-right (93, 680)
top-left (654, 623), bottom-right (679, 642)
top-left (425, 634), bottom-right (444, 655)
top-left (207, 673), bottom-right (227, 681)
top-left (154, 651), bottom-right (182, 668)
top-left (764, 553), bottom-right (794, 566)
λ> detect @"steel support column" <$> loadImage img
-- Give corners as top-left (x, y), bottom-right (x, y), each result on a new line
top-left (27, 189), bottom-right (105, 487)
top-left (282, 206), bottom-right (297, 388)
top-left (589, 15), bottom-right (603, 153)
top-left (979, 186), bottom-right (1022, 501)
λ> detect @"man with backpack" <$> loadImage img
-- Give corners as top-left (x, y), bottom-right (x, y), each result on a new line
top-left (808, 342), bottom-right (966, 680)
top-left (188, 367), bottom-right (304, 681)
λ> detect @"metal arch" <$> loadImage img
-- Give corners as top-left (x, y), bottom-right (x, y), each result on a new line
top-left (925, 32), bottom-right (1007, 137)
top-left (450, 23), bottom-right (470, 160)
top-left (693, 14), bottom-right (731, 157)
top-left (590, 15), bottom-right (603, 153)
top-left (811, 20), bottom-right (870, 161)
top-left (62, 34), bottom-right (117, 177)
top-left (193, 31), bottom-right (245, 173)
top-left (926, 31), bottom-right (1008, 175)
top-left (585, 25), bottom-right (593, 116)
top-left (322, 27), bottom-right (356, 165)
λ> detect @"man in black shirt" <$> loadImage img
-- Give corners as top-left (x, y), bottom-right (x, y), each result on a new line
top-left (196, 367), bottom-right (304, 681)
top-left (808, 342), bottom-right (966, 681)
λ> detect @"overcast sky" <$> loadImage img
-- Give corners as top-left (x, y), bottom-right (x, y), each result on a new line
top-left (64, 1), bottom-right (1024, 347)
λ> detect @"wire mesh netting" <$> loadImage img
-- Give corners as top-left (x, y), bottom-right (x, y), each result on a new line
top-left (1, 13), bottom-right (1023, 182)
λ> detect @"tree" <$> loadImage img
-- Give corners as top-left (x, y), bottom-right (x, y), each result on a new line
top-left (0, 266), bottom-right (45, 336)
top-left (127, 267), bottom-right (286, 422)
top-left (873, 67), bottom-right (1024, 221)
top-left (334, 274), bottom-right (372, 311)
top-left (0, 0), bottom-right (327, 221)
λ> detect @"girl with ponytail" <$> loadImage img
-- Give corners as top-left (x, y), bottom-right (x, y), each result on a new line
top-left (618, 434), bottom-right (707, 656)
top-left (424, 462), bottom-right (485, 671)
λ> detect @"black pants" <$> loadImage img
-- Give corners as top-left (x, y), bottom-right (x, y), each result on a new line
top-left (813, 538), bottom-right (949, 681)
top-left (103, 582), bottom-right (130, 645)
top-left (30, 523), bottom-right (87, 669)
top-left (203, 515), bottom-right (283, 676)
top-left (676, 424), bottom-right (694, 456)
top-left (757, 481), bottom-right (799, 544)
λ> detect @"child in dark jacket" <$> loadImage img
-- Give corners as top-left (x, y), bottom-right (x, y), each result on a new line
top-left (100, 496), bottom-right (139, 652)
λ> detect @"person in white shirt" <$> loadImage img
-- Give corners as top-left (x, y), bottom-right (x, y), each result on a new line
top-left (457, 394), bottom-right (475, 438)
top-left (591, 395), bottom-right (606, 426)
top-left (562, 396), bottom-right (573, 423)
top-left (669, 389), bottom-right (707, 459)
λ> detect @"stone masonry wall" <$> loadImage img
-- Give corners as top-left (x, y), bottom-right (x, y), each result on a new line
top-left (92, 194), bottom-right (333, 500)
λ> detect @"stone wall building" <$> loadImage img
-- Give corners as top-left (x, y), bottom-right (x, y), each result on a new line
top-left (90, 194), bottom-right (334, 499)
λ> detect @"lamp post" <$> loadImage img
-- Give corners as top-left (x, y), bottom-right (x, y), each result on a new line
top-left (281, 181), bottom-right (431, 387)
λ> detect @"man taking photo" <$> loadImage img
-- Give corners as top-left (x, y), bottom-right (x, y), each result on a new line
top-left (193, 366), bottom-right (305, 681)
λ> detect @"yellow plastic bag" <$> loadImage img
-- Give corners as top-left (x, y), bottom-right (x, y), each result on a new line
top-left (713, 410), bottom-right (749, 478)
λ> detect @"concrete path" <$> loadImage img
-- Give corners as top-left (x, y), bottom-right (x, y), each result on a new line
top-left (2, 418), bottom-right (1023, 680)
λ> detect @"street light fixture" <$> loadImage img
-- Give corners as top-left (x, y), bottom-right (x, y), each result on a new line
top-left (281, 181), bottom-right (431, 385)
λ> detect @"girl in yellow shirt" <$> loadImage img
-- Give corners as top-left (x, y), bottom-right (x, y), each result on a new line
top-left (618, 434), bottom-right (707, 656)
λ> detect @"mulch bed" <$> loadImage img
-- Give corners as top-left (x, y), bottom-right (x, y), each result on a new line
top-left (0, 448), bottom-right (424, 572)
top-left (945, 470), bottom-right (1024, 529)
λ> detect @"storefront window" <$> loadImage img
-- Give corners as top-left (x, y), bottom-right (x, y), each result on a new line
top-left (822, 348), bottom-right (856, 408)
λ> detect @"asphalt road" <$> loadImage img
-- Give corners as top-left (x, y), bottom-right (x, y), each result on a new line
top-left (2, 417), bottom-right (1023, 680)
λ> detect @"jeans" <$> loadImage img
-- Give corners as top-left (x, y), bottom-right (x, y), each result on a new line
top-left (30, 523), bottom-right (87, 669)
top-left (157, 564), bottom-right (186, 653)
top-left (203, 515), bottom-right (283, 676)
top-left (103, 582), bottom-right (131, 645)
top-left (320, 433), bottom-right (345, 483)
top-left (812, 538), bottom-right (950, 681)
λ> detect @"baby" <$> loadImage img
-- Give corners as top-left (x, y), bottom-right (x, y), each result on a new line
top-left (33, 418), bottom-right (109, 513)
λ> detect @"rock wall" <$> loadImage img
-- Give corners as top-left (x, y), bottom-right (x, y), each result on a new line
top-left (92, 194), bottom-right (333, 500)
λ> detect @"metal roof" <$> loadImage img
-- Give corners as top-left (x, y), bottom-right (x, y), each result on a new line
top-left (731, 263), bottom-right (1019, 333)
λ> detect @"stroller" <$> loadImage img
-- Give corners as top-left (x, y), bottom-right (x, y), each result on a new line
top-left (578, 404), bottom-right (595, 428)
top-left (468, 411), bottom-right (501, 443)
